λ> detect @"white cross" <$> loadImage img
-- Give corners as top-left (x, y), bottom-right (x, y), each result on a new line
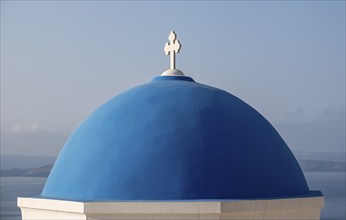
top-left (164, 31), bottom-right (181, 69)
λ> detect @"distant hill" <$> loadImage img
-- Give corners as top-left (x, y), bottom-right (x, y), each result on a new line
top-left (293, 151), bottom-right (346, 162)
top-left (298, 160), bottom-right (345, 172)
top-left (0, 159), bottom-right (345, 177)
top-left (0, 154), bottom-right (56, 169)
top-left (0, 164), bottom-right (53, 177)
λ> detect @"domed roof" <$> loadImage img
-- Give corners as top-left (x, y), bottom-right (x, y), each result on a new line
top-left (41, 76), bottom-right (309, 201)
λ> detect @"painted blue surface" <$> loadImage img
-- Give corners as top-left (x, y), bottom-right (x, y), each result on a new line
top-left (41, 76), bottom-right (311, 201)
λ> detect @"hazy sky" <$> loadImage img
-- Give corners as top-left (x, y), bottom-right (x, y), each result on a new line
top-left (1, 1), bottom-right (345, 156)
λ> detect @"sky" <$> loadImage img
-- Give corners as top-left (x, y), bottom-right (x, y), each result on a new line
top-left (1, 1), bottom-right (345, 156)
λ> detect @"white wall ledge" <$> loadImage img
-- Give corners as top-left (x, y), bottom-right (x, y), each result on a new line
top-left (18, 196), bottom-right (324, 219)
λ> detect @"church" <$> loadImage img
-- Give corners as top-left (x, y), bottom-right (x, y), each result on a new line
top-left (18, 31), bottom-right (324, 219)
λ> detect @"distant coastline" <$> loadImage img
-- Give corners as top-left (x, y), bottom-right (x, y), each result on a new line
top-left (0, 164), bottom-right (52, 177)
top-left (298, 160), bottom-right (345, 172)
top-left (0, 160), bottom-right (345, 177)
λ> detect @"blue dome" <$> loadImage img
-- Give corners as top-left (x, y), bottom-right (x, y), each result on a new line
top-left (41, 76), bottom-right (309, 201)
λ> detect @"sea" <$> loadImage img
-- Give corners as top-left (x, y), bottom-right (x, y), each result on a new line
top-left (0, 171), bottom-right (345, 220)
